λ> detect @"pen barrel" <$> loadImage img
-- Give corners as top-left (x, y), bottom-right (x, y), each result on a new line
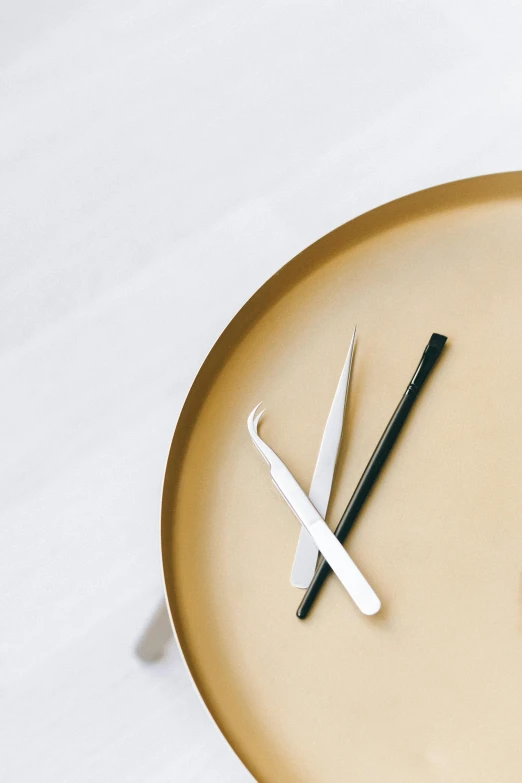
top-left (297, 333), bottom-right (446, 619)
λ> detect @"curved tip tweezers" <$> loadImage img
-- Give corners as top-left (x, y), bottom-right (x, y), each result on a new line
top-left (247, 402), bottom-right (264, 442)
top-left (247, 403), bottom-right (271, 464)
top-left (247, 404), bottom-right (381, 617)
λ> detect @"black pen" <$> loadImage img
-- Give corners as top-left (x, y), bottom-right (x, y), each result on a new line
top-left (297, 333), bottom-right (447, 619)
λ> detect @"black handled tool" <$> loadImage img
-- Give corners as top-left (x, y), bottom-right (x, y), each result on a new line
top-left (297, 333), bottom-right (447, 619)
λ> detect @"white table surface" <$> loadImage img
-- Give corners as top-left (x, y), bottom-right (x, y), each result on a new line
top-left (3, 2), bottom-right (522, 780)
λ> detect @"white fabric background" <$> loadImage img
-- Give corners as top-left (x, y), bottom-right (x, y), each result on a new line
top-left (2, 2), bottom-right (522, 780)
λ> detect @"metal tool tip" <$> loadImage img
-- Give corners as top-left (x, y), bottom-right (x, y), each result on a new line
top-left (247, 403), bottom-right (264, 435)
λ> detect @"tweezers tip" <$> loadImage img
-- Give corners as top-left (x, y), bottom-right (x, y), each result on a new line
top-left (247, 403), bottom-right (265, 436)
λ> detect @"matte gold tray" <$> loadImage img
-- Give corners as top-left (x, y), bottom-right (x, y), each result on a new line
top-left (162, 173), bottom-right (522, 783)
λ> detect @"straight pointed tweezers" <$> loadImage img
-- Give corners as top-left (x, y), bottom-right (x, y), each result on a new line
top-left (290, 328), bottom-right (356, 588)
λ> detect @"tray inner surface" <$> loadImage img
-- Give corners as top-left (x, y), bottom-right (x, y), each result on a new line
top-left (163, 174), bottom-right (522, 783)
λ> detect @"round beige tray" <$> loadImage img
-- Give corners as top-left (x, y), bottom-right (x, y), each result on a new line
top-left (162, 173), bottom-right (522, 783)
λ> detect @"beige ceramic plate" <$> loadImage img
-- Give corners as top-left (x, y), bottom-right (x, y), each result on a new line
top-left (162, 173), bottom-right (522, 783)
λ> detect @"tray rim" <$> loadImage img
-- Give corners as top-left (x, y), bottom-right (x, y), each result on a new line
top-left (160, 170), bottom-right (522, 781)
